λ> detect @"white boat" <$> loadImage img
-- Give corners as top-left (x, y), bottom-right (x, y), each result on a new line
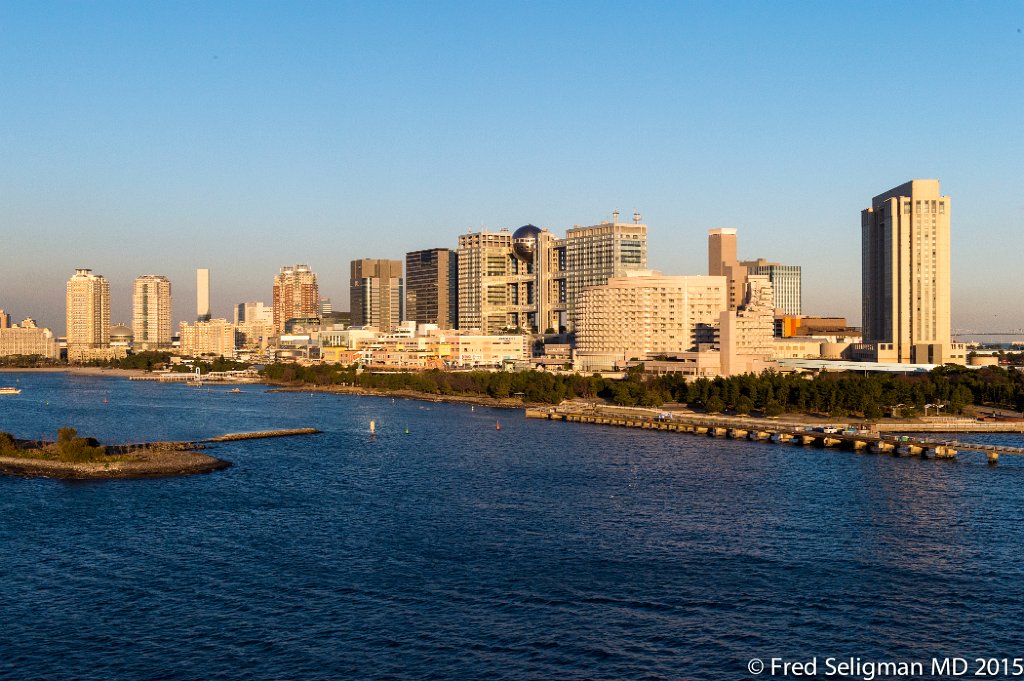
top-left (0, 387), bottom-right (21, 395)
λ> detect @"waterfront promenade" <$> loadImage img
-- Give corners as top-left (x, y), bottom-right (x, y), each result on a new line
top-left (527, 404), bottom-right (1024, 463)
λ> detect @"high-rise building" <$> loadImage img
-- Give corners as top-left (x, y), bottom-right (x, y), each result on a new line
top-left (0, 309), bottom-right (10, 329)
top-left (565, 212), bottom-right (647, 330)
top-left (740, 258), bottom-right (801, 315)
top-left (197, 268), bottom-right (210, 322)
top-left (862, 180), bottom-right (952, 363)
top-left (350, 259), bottom-right (404, 332)
top-left (457, 212), bottom-right (647, 335)
top-left (457, 228), bottom-right (561, 334)
top-left (707, 228), bottom-right (749, 311)
top-left (574, 273), bottom-right (727, 370)
top-left (406, 248), bottom-right (459, 329)
top-left (272, 265), bottom-right (319, 332)
top-left (66, 269), bottom-right (111, 360)
top-left (132, 275), bottom-right (173, 350)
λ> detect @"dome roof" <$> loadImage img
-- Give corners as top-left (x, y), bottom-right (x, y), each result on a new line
top-left (110, 324), bottom-right (134, 338)
top-left (512, 224), bottom-right (542, 261)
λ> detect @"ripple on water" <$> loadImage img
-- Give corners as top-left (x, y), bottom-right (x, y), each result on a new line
top-left (3, 373), bottom-right (1024, 679)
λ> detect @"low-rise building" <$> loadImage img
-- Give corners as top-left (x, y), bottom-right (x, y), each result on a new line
top-left (317, 326), bottom-right (528, 369)
top-left (0, 318), bottom-right (60, 359)
top-left (236, 319), bottom-right (275, 352)
top-left (178, 319), bottom-right (236, 358)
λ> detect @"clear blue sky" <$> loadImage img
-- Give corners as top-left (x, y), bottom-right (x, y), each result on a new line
top-left (2, 1), bottom-right (1022, 334)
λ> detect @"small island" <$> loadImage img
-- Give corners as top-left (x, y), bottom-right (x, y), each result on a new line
top-left (0, 427), bottom-right (231, 480)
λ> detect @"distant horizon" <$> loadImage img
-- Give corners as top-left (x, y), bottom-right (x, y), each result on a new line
top-left (3, 2), bottom-right (1022, 333)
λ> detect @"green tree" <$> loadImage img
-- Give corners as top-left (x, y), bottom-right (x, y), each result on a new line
top-left (705, 396), bottom-right (725, 414)
top-left (0, 432), bottom-right (16, 455)
top-left (55, 427), bottom-right (106, 462)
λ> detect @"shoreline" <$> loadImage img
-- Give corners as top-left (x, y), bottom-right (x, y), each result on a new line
top-left (7, 369), bottom-right (1021, 432)
top-left (266, 383), bottom-right (544, 410)
top-left (0, 447), bottom-right (231, 480)
top-left (0, 367), bottom-right (149, 377)
top-left (0, 428), bottom-right (318, 480)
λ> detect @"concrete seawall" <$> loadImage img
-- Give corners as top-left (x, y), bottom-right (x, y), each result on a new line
top-left (525, 408), bottom-right (1023, 464)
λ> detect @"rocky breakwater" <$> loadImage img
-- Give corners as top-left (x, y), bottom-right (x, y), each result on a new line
top-left (0, 427), bottom-right (320, 480)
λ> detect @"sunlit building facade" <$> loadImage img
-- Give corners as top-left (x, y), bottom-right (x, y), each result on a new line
top-left (273, 265), bottom-right (319, 333)
top-left (66, 268), bottom-right (111, 361)
top-left (132, 275), bottom-right (173, 350)
top-left (862, 180), bottom-right (953, 363)
top-left (575, 274), bottom-right (727, 370)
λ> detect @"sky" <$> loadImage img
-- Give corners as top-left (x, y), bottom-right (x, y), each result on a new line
top-left (1, 1), bottom-right (1022, 334)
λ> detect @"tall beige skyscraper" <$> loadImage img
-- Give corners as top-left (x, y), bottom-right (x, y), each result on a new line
top-left (350, 259), bottom-right (404, 332)
top-left (66, 268), bottom-right (111, 358)
top-left (132, 275), bottom-right (173, 350)
top-left (273, 264), bottom-right (319, 332)
top-left (196, 268), bottom-right (210, 322)
top-left (861, 179), bottom-right (952, 363)
top-left (708, 228), bottom-right (748, 311)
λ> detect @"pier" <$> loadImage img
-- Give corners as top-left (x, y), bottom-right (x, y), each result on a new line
top-left (203, 428), bottom-right (321, 442)
top-left (525, 408), bottom-right (1024, 464)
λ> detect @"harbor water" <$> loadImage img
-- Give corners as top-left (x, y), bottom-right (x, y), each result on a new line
top-left (3, 372), bottom-right (1024, 680)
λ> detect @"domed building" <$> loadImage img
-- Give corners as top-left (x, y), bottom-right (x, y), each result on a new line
top-left (511, 224), bottom-right (543, 263)
top-left (455, 212), bottom-right (648, 335)
top-left (109, 324), bottom-right (134, 350)
top-left (457, 224), bottom-right (564, 334)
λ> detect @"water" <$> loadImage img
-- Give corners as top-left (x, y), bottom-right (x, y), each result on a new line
top-left (3, 372), bottom-right (1024, 680)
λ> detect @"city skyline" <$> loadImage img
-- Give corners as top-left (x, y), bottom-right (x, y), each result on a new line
top-left (2, 3), bottom-right (1022, 331)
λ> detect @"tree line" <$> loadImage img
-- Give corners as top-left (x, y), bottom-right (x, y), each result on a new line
top-left (260, 362), bottom-right (1024, 417)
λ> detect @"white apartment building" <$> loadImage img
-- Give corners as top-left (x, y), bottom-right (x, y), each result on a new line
top-left (0, 318), bottom-right (59, 359)
top-left (574, 274), bottom-right (728, 371)
top-left (66, 268), bottom-right (111, 362)
top-left (132, 275), bottom-right (173, 350)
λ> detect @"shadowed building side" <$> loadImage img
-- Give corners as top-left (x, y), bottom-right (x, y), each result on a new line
top-left (405, 248), bottom-right (458, 329)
